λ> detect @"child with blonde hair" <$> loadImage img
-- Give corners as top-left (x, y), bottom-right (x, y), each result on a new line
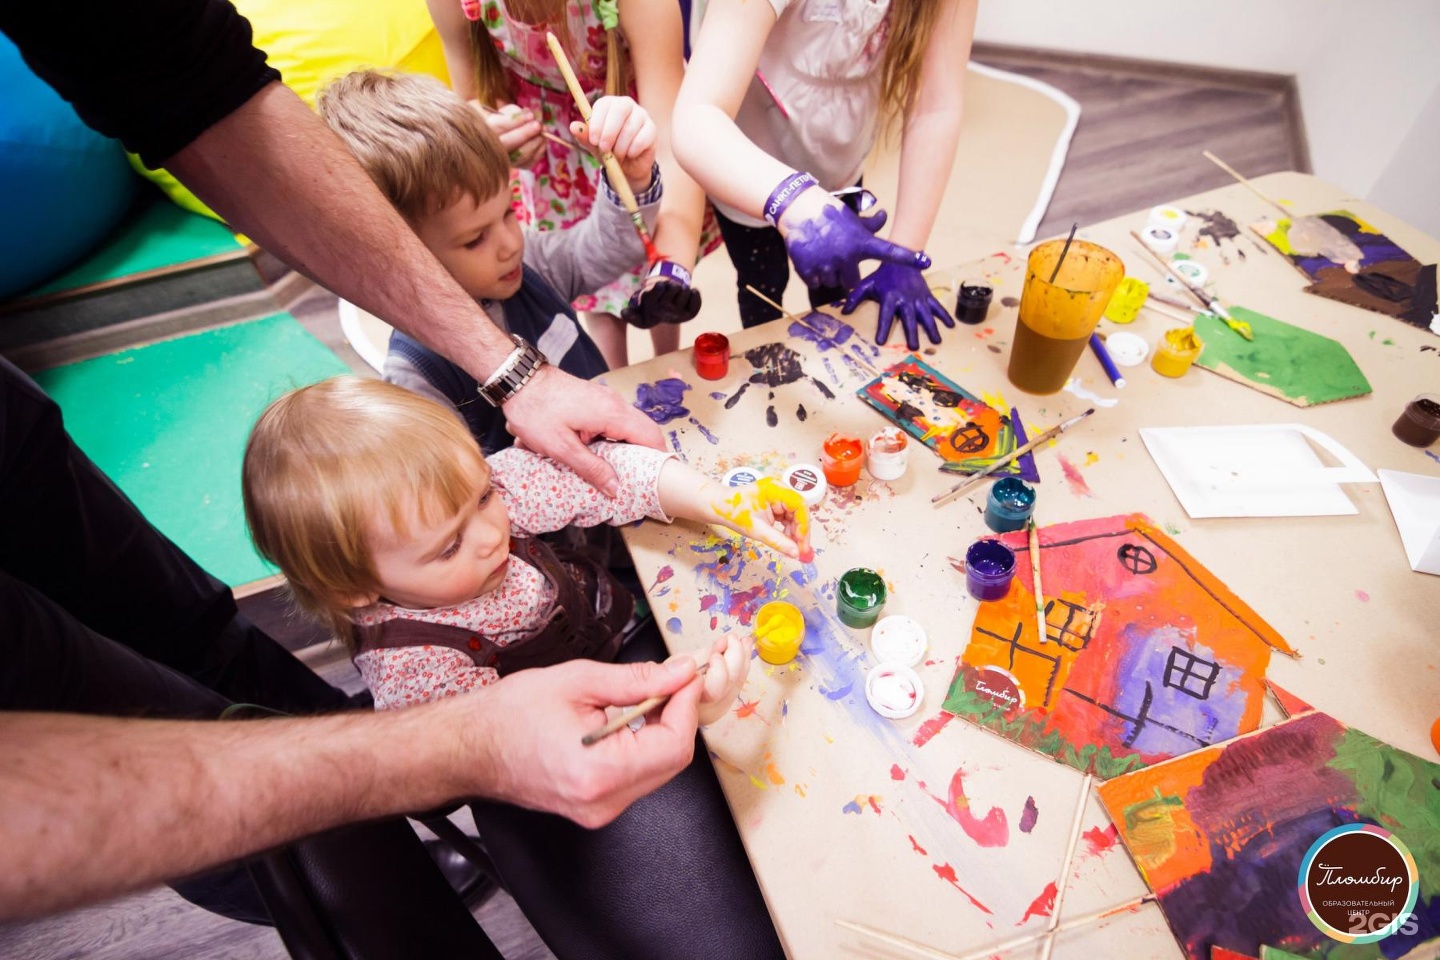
top-left (242, 376), bottom-right (791, 957)
top-left (675, 0), bottom-right (979, 350)
top-left (317, 68), bottom-right (660, 455)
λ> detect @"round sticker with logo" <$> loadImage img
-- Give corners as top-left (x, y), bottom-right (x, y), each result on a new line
top-left (966, 665), bottom-right (1024, 719)
top-left (1298, 823), bottom-right (1419, 944)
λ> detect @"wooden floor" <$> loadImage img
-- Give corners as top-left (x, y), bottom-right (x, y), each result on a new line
top-left (0, 52), bottom-right (1304, 960)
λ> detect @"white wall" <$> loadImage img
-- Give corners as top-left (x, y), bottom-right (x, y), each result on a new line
top-left (1368, 83), bottom-right (1440, 237)
top-left (974, 0), bottom-right (1440, 223)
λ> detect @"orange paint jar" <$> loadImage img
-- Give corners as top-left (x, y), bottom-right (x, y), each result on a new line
top-left (820, 433), bottom-right (865, 487)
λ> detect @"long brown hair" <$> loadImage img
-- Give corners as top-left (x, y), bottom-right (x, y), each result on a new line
top-left (877, 1), bottom-right (945, 119)
top-left (467, 0), bottom-right (629, 108)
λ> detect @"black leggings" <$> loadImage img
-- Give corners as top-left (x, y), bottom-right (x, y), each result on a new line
top-left (714, 204), bottom-right (848, 329)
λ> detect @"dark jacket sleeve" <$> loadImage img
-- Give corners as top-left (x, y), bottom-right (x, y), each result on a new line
top-left (0, 0), bottom-right (280, 167)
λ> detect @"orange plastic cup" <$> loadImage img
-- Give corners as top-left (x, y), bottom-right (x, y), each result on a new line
top-left (1008, 239), bottom-right (1125, 394)
top-left (820, 433), bottom-right (864, 487)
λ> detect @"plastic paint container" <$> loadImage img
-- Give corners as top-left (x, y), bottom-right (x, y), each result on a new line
top-left (956, 283), bottom-right (994, 325)
top-left (1392, 394), bottom-right (1440, 447)
top-left (1103, 276), bottom-right (1150, 324)
top-left (1140, 226), bottom-right (1179, 255)
top-left (865, 663), bottom-right (924, 720)
top-left (755, 600), bottom-right (805, 664)
top-left (870, 615), bottom-right (927, 667)
top-left (836, 567), bottom-right (887, 628)
top-left (693, 332), bottom-right (731, 380)
top-left (820, 433), bottom-right (865, 487)
top-left (1104, 331), bottom-right (1149, 367)
top-left (1152, 327), bottom-right (1204, 378)
top-left (866, 428), bottom-right (909, 481)
top-left (782, 464), bottom-right (828, 508)
top-left (965, 539), bottom-right (1016, 601)
top-left (722, 466), bottom-right (765, 487)
top-left (1147, 205), bottom-right (1188, 233)
top-left (1172, 259), bottom-right (1208, 286)
top-left (983, 477), bottom-right (1036, 533)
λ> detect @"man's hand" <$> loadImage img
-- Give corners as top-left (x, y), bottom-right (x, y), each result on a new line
top-left (455, 657), bottom-right (704, 828)
top-left (502, 365), bottom-right (664, 498)
top-left (570, 95), bottom-right (657, 193)
top-left (842, 262), bottom-right (955, 350)
top-left (476, 101), bottom-right (545, 168)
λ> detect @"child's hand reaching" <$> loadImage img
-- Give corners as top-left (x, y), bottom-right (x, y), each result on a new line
top-left (706, 477), bottom-right (814, 563)
top-left (696, 634), bottom-right (753, 726)
top-left (571, 96), bottom-right (657, 194)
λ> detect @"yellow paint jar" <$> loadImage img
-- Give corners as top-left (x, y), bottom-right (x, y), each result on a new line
top-left (755, 600), bottom-right (805, 664)
top-left (1151, 328), bottom-right (1204, 378)
top-left (1103, 276), bottom-right (1150, 324)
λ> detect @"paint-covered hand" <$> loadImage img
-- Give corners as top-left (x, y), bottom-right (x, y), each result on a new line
top-left (571, 95), bottom-right (657, 192)
top-left (621, 260), bottom-right (701, 329)
top-left (780, 197), bottom-right (931, 292)
top-left (707, 477), bottom-right (812, 562)
top-left (695, 634), bottom-right (753, 726)
top-left (842, 262), bottom-right (955, 350)
top-left (476, 101), bottom-right (544, 168)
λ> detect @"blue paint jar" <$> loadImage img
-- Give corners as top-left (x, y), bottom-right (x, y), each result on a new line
top-left (965, 539), bottom-right (1016, 601)
top-left (983, 477), bottom-right (1037, 533)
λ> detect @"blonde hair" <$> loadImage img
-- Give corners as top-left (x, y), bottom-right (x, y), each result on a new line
top-left (468, 1), bottom-right (628, 108)
top-left (316, 69), bottom-right (511, 223)
top-left (242, 377), bottom-right (490, 642)
top-left (878, 1), bottom-right (946, 121)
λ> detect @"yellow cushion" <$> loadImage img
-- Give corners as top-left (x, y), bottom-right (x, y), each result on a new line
top-left (136, 0), bottom-right (450, 222)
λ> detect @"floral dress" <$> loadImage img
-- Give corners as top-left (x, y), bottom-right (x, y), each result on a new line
top-left (476, 0), bottom-right (721, 316)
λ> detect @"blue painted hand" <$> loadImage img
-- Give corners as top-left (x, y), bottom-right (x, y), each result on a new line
top-left (842, 262), bottom-right (955, 350)
top-left (784, 204), bottom-right (930, 292)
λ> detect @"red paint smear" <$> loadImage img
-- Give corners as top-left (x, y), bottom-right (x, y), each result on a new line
top-left (1017, 882), bottom-right (1057, 925)
top-left (653, 565), bottom-right (674, 586)
top-left (911, 711), bottom-right (955, 747)
top-left (868, 796), bottom-right (882, 815)
top-left (1081, 823), bottom-right (1120, 857)
top-left (934, 769), bottom-right (1009, 847)
top-left (734, 699), bottom-right (764, 721)
top-left (932, 862), bottom-right (994, 915)
top-left (947, 556), bottom-right (966, 574)
top-left (890, 764), bottom-right (906, 781)
top-left (908, 834), bottom-right (928, 855)
top-left (1057, 455), bottom-right (1095, 498)
top-left (699, 595), bottom-right (718, 611)
top-left (728, 585), bottom-right (768, 626)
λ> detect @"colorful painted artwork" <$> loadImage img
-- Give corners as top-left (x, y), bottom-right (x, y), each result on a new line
top-left (1098, 711), bottom-right (1440, 960)
top-left (943, 514), bottom-right (1296, 778)
top-left (857, 355), bottom-right (1038, 479)
top-left (1252, 211), bottom-right (1438, 331)
top-left (1194, 307), bottom-right (1372, 407)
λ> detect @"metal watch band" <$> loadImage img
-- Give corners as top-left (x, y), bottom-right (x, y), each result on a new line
top-left (477, 334), bottom-right (548, 407)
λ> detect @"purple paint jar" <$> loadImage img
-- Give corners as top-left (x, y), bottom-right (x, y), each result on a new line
top-left (965, 539), bottom-right (1016, 601)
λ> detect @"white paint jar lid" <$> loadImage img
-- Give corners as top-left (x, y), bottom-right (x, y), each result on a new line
top-left (865, 664), bottom-right (924, 720)
top-left (1172, 259), bottom-right (1209, 286)
top-left (1104, 332), bottom-right (1149, 367)
top-left (782, 463), bottom-right (828, 507)
top-left (722, 466), bottom-right (766, 487)
top-left (871, 615), bottom-right (927, 667)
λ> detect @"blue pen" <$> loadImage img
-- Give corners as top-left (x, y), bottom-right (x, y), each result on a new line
top-left (1089, 333), bottom-right (1126, 388)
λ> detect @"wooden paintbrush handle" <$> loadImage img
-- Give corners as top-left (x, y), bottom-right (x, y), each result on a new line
top-left (580, 663), bottom-right (711, 746)
top-left (545, 32), bottom-right (643, 217)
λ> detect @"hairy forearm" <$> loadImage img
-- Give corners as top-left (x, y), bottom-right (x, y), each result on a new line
top-left (0, 705), bottom-right (472, 921)
top-left (165, 82), bottom-right (511, 381)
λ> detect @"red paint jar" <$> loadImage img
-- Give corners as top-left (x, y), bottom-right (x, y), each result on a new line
top-left (693, 332), bottom-right (731, 380)
top-left (821, 432), bottom-right (865, 487)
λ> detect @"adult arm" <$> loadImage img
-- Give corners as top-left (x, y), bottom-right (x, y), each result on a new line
top-left (0, 657), bottom-right (703, 921)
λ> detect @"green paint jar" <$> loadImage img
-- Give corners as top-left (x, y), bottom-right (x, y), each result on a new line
top-left (837, 568), bottom-right (887, 628)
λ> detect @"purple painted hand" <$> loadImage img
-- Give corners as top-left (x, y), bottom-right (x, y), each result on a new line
top-left (842, 262), bottom-right (955, 350)
top-left (622, 261), bottom-right (701, 329)
top-left (784, 204), bottom-right (930, 292)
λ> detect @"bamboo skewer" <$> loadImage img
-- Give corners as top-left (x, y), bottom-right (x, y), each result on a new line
top-left (932, 408), bottom-right (1095, 505)
top-left (545, 32), bottom-right (661, 264)
top-left (474, 102), bottom-right (576, 152)
top-left (1037, 774), bottom-right (1095, 960)
top-left (1128, 230), bottom-right (1253, 340)
top-left (1028, 517), bottom-right (1046, 648)
top-left (1203, 150), bottom-right (1291, 218)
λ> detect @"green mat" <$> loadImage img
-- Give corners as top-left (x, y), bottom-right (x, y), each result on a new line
top-left (25, 197), bottom-right (244, 300)
top-left (33, 313), bottom-right (352, 586)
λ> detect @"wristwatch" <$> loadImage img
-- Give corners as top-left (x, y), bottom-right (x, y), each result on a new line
top-left (477, 333), bottom-right (548, 407)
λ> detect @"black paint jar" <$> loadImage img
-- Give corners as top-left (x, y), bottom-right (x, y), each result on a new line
top-left (956, 283), bottom-right (993, 325)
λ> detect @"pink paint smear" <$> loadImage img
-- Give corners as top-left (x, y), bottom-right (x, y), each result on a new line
top-left (911, 711), bottom-right (955, 748)
top-left (1082, 824), bottom-right (1120, 857)
top-left (1018, 882), bottom-right (1057, 925)
top-left (1057, 454), bottom-right (1095, 498)
top-left (931, 769), bottom-right (1009, 847)
top-left (932, 862), bottom-right (993, 915)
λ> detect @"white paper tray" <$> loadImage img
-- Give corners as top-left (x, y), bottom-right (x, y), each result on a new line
top-left (1140, 423), bottom-right (1377, 518)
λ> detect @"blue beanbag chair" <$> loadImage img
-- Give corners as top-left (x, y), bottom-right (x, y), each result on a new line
top-left (0, 33), bottom-right (139, 300)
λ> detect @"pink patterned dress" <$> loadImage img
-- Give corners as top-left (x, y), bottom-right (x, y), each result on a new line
top-left (476, 0), bottom-right (721, 315)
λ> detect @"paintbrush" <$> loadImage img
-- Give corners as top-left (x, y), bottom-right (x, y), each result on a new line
top-left (931, 408), bottom-right (1095, 505)
top-left (1203, 150), bottom-right (1362, 266)
top-left (474, 101), bottom-right (576, 152)
top-left (1036, 773), bottom-right (1095, 960)
top-left (1028, 516), bottom-right (1046, 646)
top-left (744, 284), bottom-right (882, 378)
top-left (581, 662), bottom-right (711, 746)
top-left (1128, 230), bottom-right (1254, 340)
top-left (1048, 223), bottom-right (1078, 284)
top-left (545, 32), bottom-right (662, 265)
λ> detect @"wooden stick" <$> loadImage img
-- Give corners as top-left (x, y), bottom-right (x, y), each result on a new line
top-left (837, 892), bottom-right (1157, 960)
top-left (745, 285), bottom-right (881, 377)
top-left (1028, 516), bottom-right (1046, 647)
top-left (1038, 774), bottom-right (1094, 960)
top-left (1128, 231), bottom-right (1253, 340)
top-left (1202, 150), bottom-right (1291, 218)
top-left (1146, 288), bottom-right (1198, 311)
top-left (545, 32), bottom-right (661, 264)
top-left (1141, 300), bottom-right (1197, 324)
top-left (581, 663), bottom-right (710, 746)
top-left (932, 408), bottom-right (1095, 505)
top-left (474, 102), bottom-right (576, 151)
top-left (1048, 223), bottom-right (1078, 284)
